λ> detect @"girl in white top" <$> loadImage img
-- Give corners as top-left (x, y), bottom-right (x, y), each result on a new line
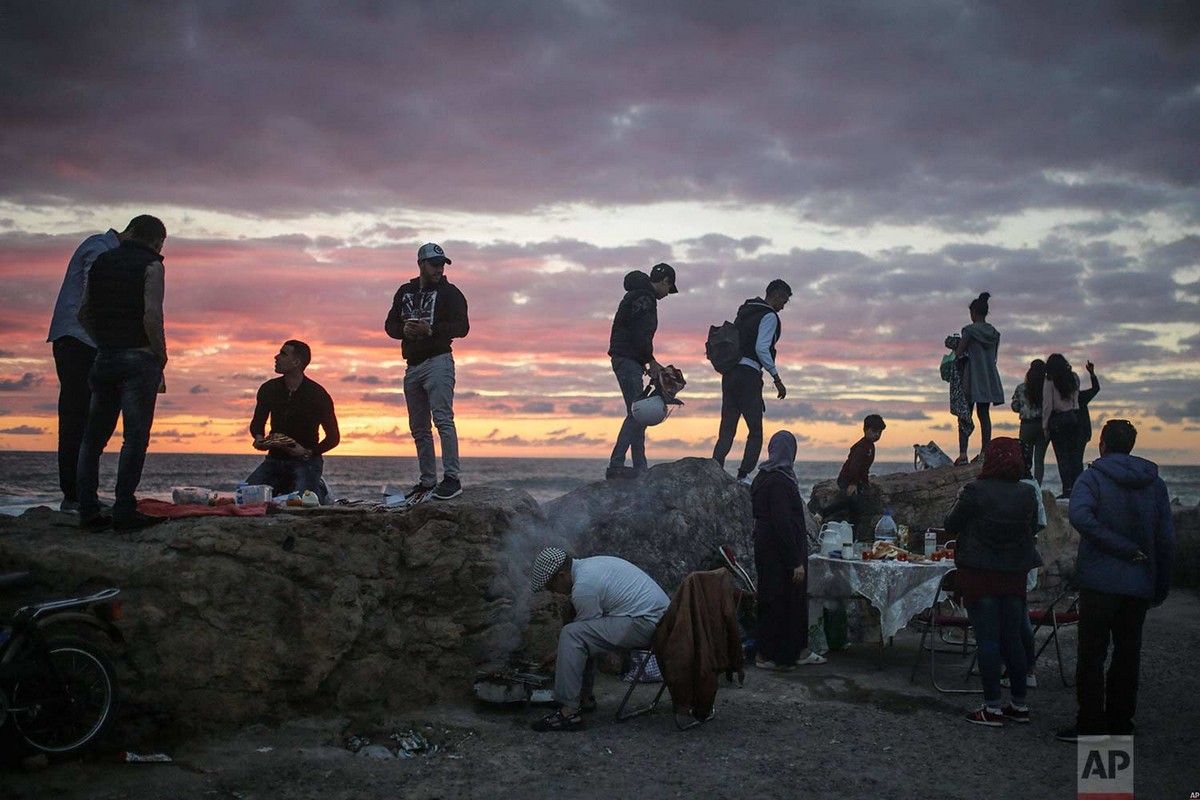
top-left (1042, 353), bottom-right (1081, 499)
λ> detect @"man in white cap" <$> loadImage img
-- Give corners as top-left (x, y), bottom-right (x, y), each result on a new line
top-left (384, 243), bottom-right (470, 501)
top-left (528, 546), bottom-right (670, 731)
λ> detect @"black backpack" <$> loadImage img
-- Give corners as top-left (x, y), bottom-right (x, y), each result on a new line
top-left (705, 321), bottom-right (741, 374)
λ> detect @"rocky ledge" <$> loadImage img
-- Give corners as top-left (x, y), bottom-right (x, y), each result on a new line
top-left (0, 458), bottom-right (754, 735)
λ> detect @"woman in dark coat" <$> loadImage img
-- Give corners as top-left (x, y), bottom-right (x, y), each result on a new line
top-left (944, 436), bottom-right (1042, 726)
top-left (750, 430), bottom-right (826, 669)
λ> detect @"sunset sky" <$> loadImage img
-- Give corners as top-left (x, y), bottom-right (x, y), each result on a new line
top-left (1, 2), bottom-right (1197, 465)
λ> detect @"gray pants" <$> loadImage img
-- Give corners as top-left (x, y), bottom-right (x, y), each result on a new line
top-left (403, 352), bottom-right (458, 485)
top-left (554, 615), bottom-right (658, 708)
top-left (608, 356), bottom-right (648, 469)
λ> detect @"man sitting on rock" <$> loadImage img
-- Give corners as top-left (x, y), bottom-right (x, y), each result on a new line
top-left (245, 340), bottom-right (340, 503)
top-left (528, 546), bottom-right (669, 732)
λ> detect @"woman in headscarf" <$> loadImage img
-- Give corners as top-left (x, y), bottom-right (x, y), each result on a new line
top-left (1042, 353), bottom-right (1081, 499)
top-left (953, 292), bottom-right (1005, 463)
top-left (944, 437), bottom-right (1042, 726)
top-left (750, 430), bottom-right (826, 669)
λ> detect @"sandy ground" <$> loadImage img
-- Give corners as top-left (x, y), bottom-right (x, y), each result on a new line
top-left (5, 592), bottom-right (1199, 800)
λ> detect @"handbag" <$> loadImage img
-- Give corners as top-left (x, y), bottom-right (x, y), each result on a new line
top-left (939, 353), bottom-right (955, 383)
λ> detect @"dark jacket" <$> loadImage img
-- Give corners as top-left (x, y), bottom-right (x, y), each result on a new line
top-left (84, 240), bottom-right (160, 349)
top-left (1069, 453), bottom-right (1174, 603)
top-left (734, 298), bottom-right (780, 367)
top-left (384, 278), bottom-right (470, 365)
top-left (652, 569), bottom-right (744, 721)
top-left (944, 478), bottom-right (1041, 573)
top-left (607, 271), bottom-right (658, 365)
top-left (1077, 371), bottom-right (1100, 443)
top-left (750, 470), bottom-right (806, 570)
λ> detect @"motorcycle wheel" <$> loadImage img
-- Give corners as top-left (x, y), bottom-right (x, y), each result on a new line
top-left (10, 636), bottom-right (119, 755)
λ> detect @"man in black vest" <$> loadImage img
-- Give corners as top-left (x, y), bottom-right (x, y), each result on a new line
top-left (712, 279), bottom-right (792, 484)
top-left (75, 215), bottom-right (168, 531)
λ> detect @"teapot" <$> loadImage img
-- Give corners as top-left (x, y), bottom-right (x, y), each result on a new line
top-left (819, 521), bottom-right (851, 556)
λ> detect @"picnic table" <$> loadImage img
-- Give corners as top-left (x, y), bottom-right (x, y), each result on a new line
top-left (807, 554), bottom-right (954, 641)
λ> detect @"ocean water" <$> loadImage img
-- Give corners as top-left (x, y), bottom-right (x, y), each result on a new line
top-left (0, 451), bottom-right (1197, 515)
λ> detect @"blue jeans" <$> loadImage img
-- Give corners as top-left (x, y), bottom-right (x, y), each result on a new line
top-left (403, 353), bottom-right (458, 486)
top-left (608, 357), bottom-right (647, 469)
top-left (966, 594), bottom-right (1028, 705)
top-left (76, 348), bottom-right (162, 520)
top-left (246, 455), bottom-right (325, 502)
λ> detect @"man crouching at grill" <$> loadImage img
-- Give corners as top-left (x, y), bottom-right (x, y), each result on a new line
top-left (528, 546), bottom-right (669, 732)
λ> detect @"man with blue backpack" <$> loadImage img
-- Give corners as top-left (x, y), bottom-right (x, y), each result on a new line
top-left (710, 279), bottom-right (792, 484)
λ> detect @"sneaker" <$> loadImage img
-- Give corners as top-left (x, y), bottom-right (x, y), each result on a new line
top-left (112, 512), bottom-right (167, 532)
top-left (605, 466), bottom-right (635, 480)
top-left (738, 475), bottom-right (753, 486)
top-left (432, 477), bottom-right (462, 501)
top-left (999, 704), bottom-right (1030, 724)
top-left (404, 483), bottom-right (435, 499)
top-left (965, 706), bottom-right (1004, 727)
top-left (60, 499), bottom-right (81, 513)
top-left (754, 658), bottom-right (795, 672)
top-left (795, 651), bottom-right (827, 666)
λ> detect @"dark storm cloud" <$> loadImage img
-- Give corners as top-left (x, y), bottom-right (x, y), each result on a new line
top-left (1, 1), bottom-right (1197, 229)
top-left (1156, 398), bottom-right (1200, 423)
top-left (0, 425), bottom-right (44, 435)
top-left (0, 373), bottom-right (41, 391)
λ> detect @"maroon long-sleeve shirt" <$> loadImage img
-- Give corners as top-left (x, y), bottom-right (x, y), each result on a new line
top-left (836, 436), bottom-right (875, 488)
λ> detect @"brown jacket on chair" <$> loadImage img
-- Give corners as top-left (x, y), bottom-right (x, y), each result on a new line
top-left (652, 569), bottom-right (745, 720)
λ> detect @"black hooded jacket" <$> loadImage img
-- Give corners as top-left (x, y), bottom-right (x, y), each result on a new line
top-left (607, 270), bottom-right (658, 365)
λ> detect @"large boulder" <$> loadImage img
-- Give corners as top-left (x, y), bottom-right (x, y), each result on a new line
top-left (0, 489), bottom-right (541, 734)
top-left (540, 457), bottom-right (758, 592)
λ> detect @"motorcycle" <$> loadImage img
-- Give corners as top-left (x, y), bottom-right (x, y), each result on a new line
top-left (0, 572), bottom-right (124, 756)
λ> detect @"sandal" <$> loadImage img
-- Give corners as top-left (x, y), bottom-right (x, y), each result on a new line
top-left (795, 652), bottom-right (828, 666)
top-left (531, 708), bottom-right (584, 732)
top-left (755, 658), bottom-right (795, 672)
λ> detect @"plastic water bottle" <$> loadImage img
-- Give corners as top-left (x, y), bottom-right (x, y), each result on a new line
top-left (874, 509), bottom-right (898, 543)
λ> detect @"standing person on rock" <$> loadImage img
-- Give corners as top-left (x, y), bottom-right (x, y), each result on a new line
top-left (528, 547), bottom-right (669, 731)
top-left (711, 280), bottom-right (791, 486)
top-left (953, 292), bottom-right (1003, 463)
top-left (1042, 353), bottom-right (1081, 500)
top-left (605, 262), bottom-right (678, 480)
top-left (47, 218), bottom-right (146, 512)
top-left (752, 431), bottom-right (826, 670)
top-left (1011, 359), bottom-right (1048, 484)
top-left (1074, 360), bottom-right (1100, 474)
top-left (385, 243), bottom-right (470, 502)
top-left (75, 215), bottom-right (169, 532)
top-left (1056, 420), bottom-right (1174, 743)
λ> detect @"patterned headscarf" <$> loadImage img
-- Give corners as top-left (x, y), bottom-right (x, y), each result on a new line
top-left (757, 430), bottom-right (798, 484)
top-left (980, 437), bottom-right (1023, 481)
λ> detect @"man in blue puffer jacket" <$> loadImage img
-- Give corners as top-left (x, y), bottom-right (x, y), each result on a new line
top-left (1057, 419), bottom-right (1175, 742)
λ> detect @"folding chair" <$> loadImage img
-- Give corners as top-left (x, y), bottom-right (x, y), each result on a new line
top-left (909, 568), bottom-right (980, 693)
top-left (616, 568), bottom-right (744, 730)
top-left (614, 649), bottom-right (675, 723)
top-left (1027, 587), bottom-right (1080, 687)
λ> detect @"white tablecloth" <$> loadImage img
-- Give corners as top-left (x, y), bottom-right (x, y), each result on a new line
top-left (808, 555), bottom-right (954, 640)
